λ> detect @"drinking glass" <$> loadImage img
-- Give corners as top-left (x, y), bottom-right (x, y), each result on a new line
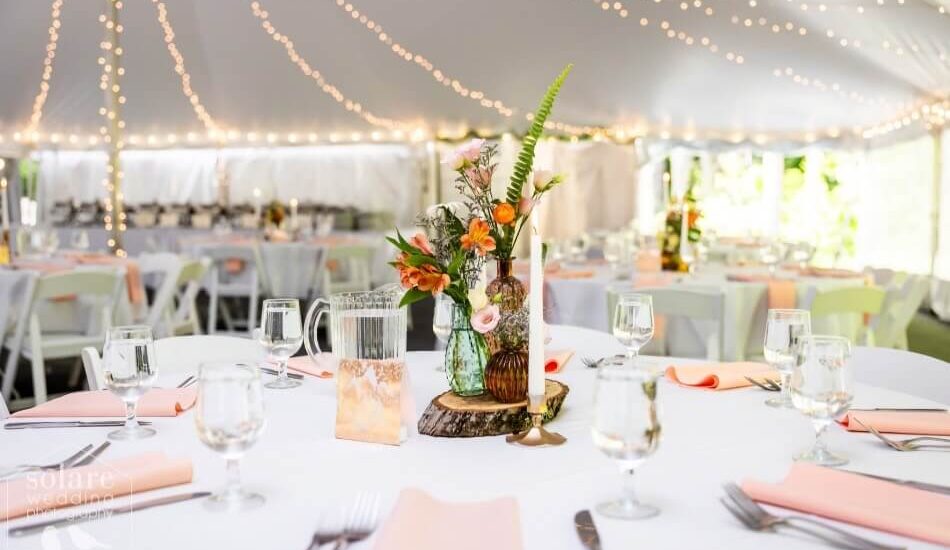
top-left (604, 234), bottom-right (626, 279)
top-left (259, 298), bottom-right (303, 389)
top-left (759, 241), bottom-right (783, 275)
top-left (70, 230), bottom-right (90, 251)
top-left (789, 242), bottom-right (815, 270)
top-left (432, 294), bottom-right (453, 372)
top-left (102, 325), bottom-right (158, 440)
top-left (195, 362), bottom-right (266, 511)
top-left (613, 293), bottom-right (654, 368)
top-left (763, 309), bottom-right (811, 408)
top-left (790, 335), bottom-right (853, 466)
top-left (591, 365), bottom-right (661, 520)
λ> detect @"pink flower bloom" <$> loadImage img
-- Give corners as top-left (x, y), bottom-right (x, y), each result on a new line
top-left (518, 196), bottom-right (536, 216)
top-left (410, 233), bottom-right (434, 256)
top-left (458, 138), bottom-right (485, 163)
top-left (465, 166), bottom-right (493, 190)
top-left (442, 151), bottom-right (468, 171)
top-left (470, 304), bottom-right (501, 334)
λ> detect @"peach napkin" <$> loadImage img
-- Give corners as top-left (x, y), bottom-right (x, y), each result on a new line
top-left (839, 410), bottom-right (950, 436)
top-left (742, 463), bottom-right (950, 546)
top-left (544, 350), bottom-right (575, 373)
top-left (728, 274), bottom-right (797, 309)
top-left (635, 250), bottom-right (662, 273)
top-left (373, 489), bottom-right (523, 550)
top-left (547, 269), bottom-right (595, 280)
top-left (224, 258), bottom-right (246, 274)
top-left (286, 354), bottom-right (335, 378)
top-left (665, 362), bottom-right (776, 390)
top-left (12, 388), bottom-right (197, 418)
top-left (0, 452), bottom-right (193, 521)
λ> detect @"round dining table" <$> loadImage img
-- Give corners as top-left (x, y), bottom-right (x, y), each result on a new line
top-left (1, 325), bottom-right (946, 549)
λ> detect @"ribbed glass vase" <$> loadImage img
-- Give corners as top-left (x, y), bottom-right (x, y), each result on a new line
top-left (445, 303), bottom-right (487, 397)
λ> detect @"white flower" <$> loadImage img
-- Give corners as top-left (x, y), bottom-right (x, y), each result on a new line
top-left (468, 284), bottom-right (489, 311)
top-left (531, 170), bottom-right (564, 192)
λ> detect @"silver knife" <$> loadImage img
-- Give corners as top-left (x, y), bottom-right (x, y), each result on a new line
top-left (851, 408), bottom-right (948, 413)
top-left (574, 510), bottom-right (602, 550)
top-left (844, 471), bottom-right (950, 496)
top-left (8, 491), bottom-right (211, 537)
top-left (259, 366), bottom-right (305, 380)
top-left (4, 421), bottom-right (153, 430)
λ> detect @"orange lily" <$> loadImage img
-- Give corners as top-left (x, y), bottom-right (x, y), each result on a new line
top-left (460, 218), bottom-right (496, 256)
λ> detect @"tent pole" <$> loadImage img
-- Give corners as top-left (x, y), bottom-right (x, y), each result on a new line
top-left (105, 0), bottom-right (125, 256)
top-left (931, 129), bottom-right (943, 276)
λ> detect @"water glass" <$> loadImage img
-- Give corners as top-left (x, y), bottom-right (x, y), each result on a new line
top-left (613, 293), bottom-right (654, 367)
top-left (70, 230), bottom-right (90, 251)
top-left (591, 365), bottom-right (661, 520)
top-left (759, 241), bottom-right (783, 275)
top-left (432, 294), bottom-right (453, 372)
top-left (195, 362), bottom-right (266, 511)
top-left (604, 234), bottom-right (627, 279)
top-left (763, 309), bottom-right (811, 408)
top-left (790, 335), bottom-right (853, 466)
top-left (259, 298), bottom-right (303, 389)
top-left (102, 325), bottom-right (158, 440)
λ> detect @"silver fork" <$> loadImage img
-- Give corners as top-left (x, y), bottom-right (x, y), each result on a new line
top-left (723, 483), bottom-right (904, 550)
top-left (581, 354), bottom-right (624, 368)
top-left (0, 443), bottom-right (94, 480)
top-left (721, 496), bottom-right (866, 550)
top-left (743, 376), bottom-right (781, 392)
top-left (176, 375), bottom-right (197, 389)
top-left (853, 418), bottom-right (950, 452)
top-left (307, 493), bottom-right (380, 550)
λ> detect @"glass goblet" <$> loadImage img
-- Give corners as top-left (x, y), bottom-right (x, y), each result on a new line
top-left (790, 335), bottom-right (853, 466)
top-left (613, 293), bottom-right (654, 369)
top-left (763, 309), bottom-right (811, 408)
top-left (103, 325), bottom-right (158, 440)
top-left (259, 298), bottom-right (303, 389)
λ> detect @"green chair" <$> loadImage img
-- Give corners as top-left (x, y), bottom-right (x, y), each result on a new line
top-left (806, 286), bottom-right (886, 346)
top-left (873, 274), bottom-right (930, 350)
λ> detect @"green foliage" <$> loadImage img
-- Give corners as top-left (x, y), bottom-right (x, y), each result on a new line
top-left (505, 64), bottom-right (573, 206)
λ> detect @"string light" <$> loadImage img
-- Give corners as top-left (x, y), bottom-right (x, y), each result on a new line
top-left (249, 1), bottom-right (410, 131)
top-left (24, 0), bottom-right (64, 137)
top-left (100, 0), bottom-right (127, 256)
top-left (151, 0), bottom-right (220, 134)
top-left (771, 67), bottom-right (893, 108)
top-left (858, 97), bottom-right (948, 139)
top-left (329, 0), bottom-right (513, 118)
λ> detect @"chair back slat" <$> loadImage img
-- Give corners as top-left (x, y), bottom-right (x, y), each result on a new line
top-left (810, 286), bottom-right (885, 316)
top-left (33, 270), bottom-right (122, 299)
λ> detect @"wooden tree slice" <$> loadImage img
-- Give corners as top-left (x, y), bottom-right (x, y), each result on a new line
top-left (417, 380), bottom-right (569, 438)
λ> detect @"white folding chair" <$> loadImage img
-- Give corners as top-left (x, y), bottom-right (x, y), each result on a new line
top-left (136, 252), bottom-right (183, 334)
top-left (874, 274), bottom-right (930, 350)
top-left (609, 286), bottom-right (726, 360)
top-left (82, 335), bottom-right (264, 390)
top-left (852, 347), bottom-right (950, 405)
top-left (260, 243), bottom-right (325, 300)
top-left (166, 258), bottom-right (211, 336)
top-left (3, 270), bottom-right (124, 404)
top-left (322, 245), bottom-right (373, 295)
top-left (803, 286), bottom-right (886, 346)
top-left (0, 390), bottom-right (9, 420)
top-left (202, 245), bottom-right (262, 336)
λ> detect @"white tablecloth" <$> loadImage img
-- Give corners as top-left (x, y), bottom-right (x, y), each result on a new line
top-left (545, 265), bottom-right (867, 360)
top-left (1, 326), bottom-right (946, 549)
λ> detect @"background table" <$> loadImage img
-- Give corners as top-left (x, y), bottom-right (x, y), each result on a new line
top-left (1, 326), bottom-right (946, 549)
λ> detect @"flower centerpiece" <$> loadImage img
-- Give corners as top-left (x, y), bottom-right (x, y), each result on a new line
top-left (390, 64), bottom-right (572, 399)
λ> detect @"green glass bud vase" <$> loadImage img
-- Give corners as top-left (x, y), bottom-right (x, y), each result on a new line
top-left (445, 303), bottom-right (487, 397)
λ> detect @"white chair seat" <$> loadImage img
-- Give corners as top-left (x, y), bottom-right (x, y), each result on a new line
top-left (853, 346), bottom-right (950, 405)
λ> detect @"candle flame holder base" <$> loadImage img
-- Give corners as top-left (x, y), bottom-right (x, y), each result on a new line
top-left (506, 395), bottom-right (567, 447)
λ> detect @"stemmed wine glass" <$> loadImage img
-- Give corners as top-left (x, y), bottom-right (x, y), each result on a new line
top-left (604, 234), bottom-right (627, 279)
top-left (102, 325), bottom-right (158, 440)
top-left (432, 294), bottom-right (453, 372)
top-left (195, 362), bottom-right (266, 511)
top-left (763, 309), bottom-right (811, 408)
top-left (790, 335), bottom-right (853, 466)
top-left (759, 241), bottom-right (783, 275)
top-left (591, 364), bottom-right (661, 520)
top-left (613, 293), bottom-right (654, 370)
top-left (259, 298), bottom-right (303, 389)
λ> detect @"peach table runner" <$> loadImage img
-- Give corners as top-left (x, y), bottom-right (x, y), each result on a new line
top-left (742, 463), bottom-right (950, 546)
top-left (665, 361), bottom-right (776, 390)
top-left (0, 452), bottom-right (193, 521)
top-left (727, 274), bottom-right (797, 309)
top-left (11, 387), bottom-right (197, 418)
top-left (839, 410), bottom-right (950, 435)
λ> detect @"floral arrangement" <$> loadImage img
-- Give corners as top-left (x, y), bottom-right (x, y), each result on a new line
top-left (389, 64), bottom-right (572, 336)
top-left (264, 200), bottom-right (286, 227)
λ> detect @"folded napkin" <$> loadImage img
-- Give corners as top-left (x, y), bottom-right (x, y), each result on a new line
top-left (544, 350), bottom-right (575, 373)
top-left (635, 250), bottom-right (662, 273)
top-left (742, 463), bottom-right (950, 546)
top-left (373, 489), bottom-right (523, 550)
top-left (727, 274), bottom-right (797, 309)
top-left (0, 452), bottom-right (193, 521)
top-left (839, 410), bottom-right (950, 436)
top-left (12, 387), bottom-right (197, 418)
top-left (547, 269), bottom-right (595, 280)
top-left (665, 362), bottom-right (776, 390)
top-left (286, 354), bottom-right (335, 378)
top-left (803, 266), bottom-right (864, 279)
top-left (224, 258), bottom-right (246, 274)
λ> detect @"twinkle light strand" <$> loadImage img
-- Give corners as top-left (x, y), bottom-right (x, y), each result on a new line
top-left (151, 0), bottom-right (220, 134)
top-left (330, 0), bottom-right (513, 118)
top-left (858, 97), bottom-right (948, 139)
top-left (24, 0), bottom-right (64, 137)
top-left (250, 1), bottom-right (409, 131)
top-left (99, 0), bottom-right (127, 256)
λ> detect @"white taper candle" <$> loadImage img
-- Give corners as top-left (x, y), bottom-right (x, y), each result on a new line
top-left (528, 209), bottom-right (545, 397)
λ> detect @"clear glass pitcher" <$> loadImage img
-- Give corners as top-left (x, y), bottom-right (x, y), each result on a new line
top-left (303, 285), bottom-right (407, 362)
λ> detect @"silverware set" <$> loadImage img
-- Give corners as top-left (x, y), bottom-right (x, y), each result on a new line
top-left (4, 420), bottom-right (154, 430)
top-left (581, 354), bottom-right (624, 368)
top-left (743, 376), bottom-right (781, 392)
top-left (0, 441), bottom-right (110, 481)
top-left (853, 419), bottom-right (950, 452)
top-left (176, 375), bottom-right (197, 389)
top-left (260, 366), bottom-right (305, 380)
top-left (307, 493), bottom-right (380, 550)
top-left (720, 482), bottom-right (904, 550)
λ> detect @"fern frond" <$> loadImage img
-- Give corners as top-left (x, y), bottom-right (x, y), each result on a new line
top-left (505, 64), bottom-right (573, 205)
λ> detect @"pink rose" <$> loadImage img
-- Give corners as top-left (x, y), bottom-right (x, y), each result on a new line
top-left (470, 304), bottom-right (501, 334)
top-left (518, 196), bottom-right (536, 216)
top-left (410, 232), bottom-right (434, 255)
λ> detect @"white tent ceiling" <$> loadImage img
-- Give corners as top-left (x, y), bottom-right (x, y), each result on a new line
top-left (0, 0), bottom-right (948, 143)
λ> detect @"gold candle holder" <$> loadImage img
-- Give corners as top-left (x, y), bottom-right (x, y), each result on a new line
top-left (505, 394), bottom-right (567, 447)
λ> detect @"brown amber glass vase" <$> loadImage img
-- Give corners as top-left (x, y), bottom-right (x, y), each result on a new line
top-left (485, 259), bottom-right (527, 354)
top-left (485, 348), bottom-right (529, 403)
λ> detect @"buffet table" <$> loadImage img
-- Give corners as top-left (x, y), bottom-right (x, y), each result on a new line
top-left (1, 326), bottom-right (945, 549)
